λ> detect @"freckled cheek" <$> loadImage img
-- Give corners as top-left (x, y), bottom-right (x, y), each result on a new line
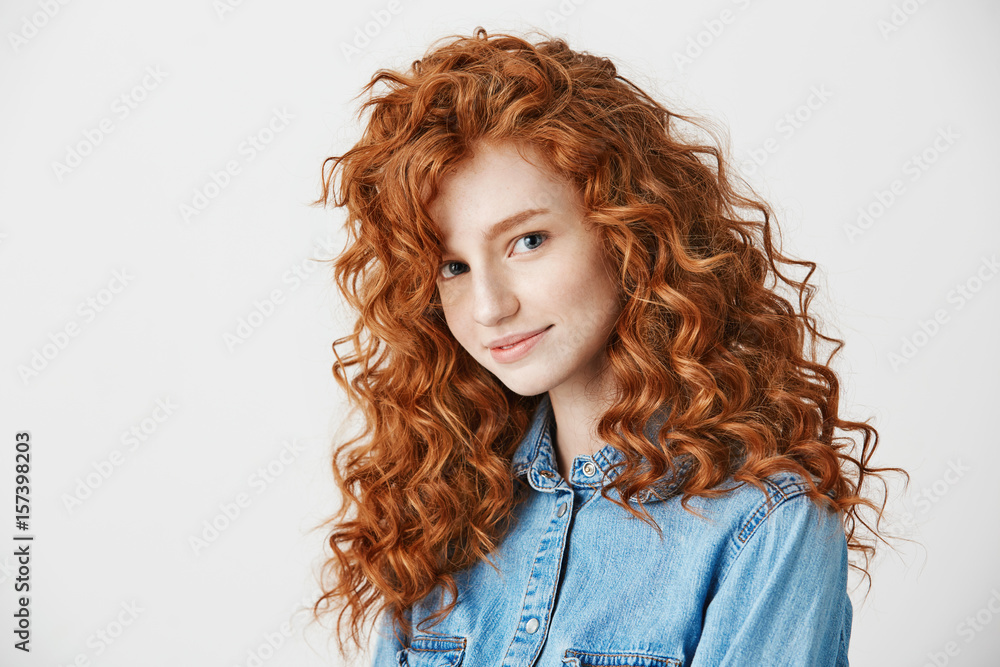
top-left (550, 264), bottom-right (621, 334)
top-left (440, 292), bottom-right (479, 353)
top-left (540, 264), bottom-right (596, 312)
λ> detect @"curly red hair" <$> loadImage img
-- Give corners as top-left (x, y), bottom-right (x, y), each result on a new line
top-left (310, 27), bottom-right (907, 659)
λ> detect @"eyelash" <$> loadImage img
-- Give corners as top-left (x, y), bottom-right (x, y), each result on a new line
top-left (439, 232), bottom-right (549, 281)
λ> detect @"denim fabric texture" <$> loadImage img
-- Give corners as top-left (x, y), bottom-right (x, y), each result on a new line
top-left (371, 393), bottom-right (852, 666)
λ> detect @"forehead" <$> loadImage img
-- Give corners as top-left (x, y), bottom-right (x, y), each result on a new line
top-left (427, 142), bottom-right (574, 239)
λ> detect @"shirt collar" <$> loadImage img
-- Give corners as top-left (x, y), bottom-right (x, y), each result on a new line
top-left (510, 393), bottom-right (691, 503)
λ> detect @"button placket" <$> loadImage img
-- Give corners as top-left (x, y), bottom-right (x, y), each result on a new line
top-left (500, 483), bottom-right (573, 666)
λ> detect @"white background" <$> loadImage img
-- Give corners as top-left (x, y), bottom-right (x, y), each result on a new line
top-left (2, 1), bottom-right (998, 665)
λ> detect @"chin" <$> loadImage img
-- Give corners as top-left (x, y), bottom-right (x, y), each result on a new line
top-left (491, 369), bottom-right (556, 398)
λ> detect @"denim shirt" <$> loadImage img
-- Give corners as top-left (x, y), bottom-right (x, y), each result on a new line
top-left (371, 393), bottom-right (852, 666)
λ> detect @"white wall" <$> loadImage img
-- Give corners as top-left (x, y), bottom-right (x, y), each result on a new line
top-left (2, 0), bottom-right (997, 665)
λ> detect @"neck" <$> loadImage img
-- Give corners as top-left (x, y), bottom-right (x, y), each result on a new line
top-left (546, 372), bottom-right (617, 481)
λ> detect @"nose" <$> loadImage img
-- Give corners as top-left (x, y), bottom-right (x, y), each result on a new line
top-left (472, 264), bottom-right (519, 327)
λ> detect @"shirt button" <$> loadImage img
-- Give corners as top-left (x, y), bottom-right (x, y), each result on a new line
top-left (582, 462), bottom-right (597, 477)
top-left (525, 617), bottom-right (539, 634)
top-left (538, 469), bottom-right (554, 478)
top-left (556, 502), bottom-right (567, 517)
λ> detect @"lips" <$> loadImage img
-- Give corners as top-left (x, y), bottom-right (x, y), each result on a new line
top-left (487, 325), bottom-right (552, 350)
top-left (488, 325), bottom-right (551, 363)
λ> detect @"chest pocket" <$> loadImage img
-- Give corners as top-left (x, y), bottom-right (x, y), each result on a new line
top-left (562, 648), bottom-right (682, 667)
top-left (397, 635), bottom-right (466, 667)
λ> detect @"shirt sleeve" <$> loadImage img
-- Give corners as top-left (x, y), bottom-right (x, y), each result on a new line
top-left (689, 491), bottom-right (853, 667)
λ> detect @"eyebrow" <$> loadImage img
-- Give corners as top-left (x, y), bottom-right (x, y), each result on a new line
top-left (482, 208), bottom-right (550, 243)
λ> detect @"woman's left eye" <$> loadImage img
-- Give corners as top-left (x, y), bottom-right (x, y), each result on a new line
top-left (513, 232), bottom-right (547, 253)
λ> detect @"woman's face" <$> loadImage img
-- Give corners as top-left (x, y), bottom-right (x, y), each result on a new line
top-left (428, 140), bottom-right (622, 399)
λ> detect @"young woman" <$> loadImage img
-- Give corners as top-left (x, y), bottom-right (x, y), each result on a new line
top-left (311, 28), bottom-right (904, 667)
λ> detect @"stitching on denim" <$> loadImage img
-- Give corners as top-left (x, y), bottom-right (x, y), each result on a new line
top-left (735, 478), bottom-right (782, 544)
top-left (565, 648), bottom-right (682, 666)
top-left (410, 635), bottom-right (466, 651)
top-left (735, 474), bottom-right (810, 544)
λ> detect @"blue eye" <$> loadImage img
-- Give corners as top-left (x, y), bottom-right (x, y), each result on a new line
top-left (514, 232), bottom-right (547, 253)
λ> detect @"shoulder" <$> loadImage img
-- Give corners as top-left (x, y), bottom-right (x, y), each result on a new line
top-left (687, 470), bottom-right (847, 576)
top-left (662, 470), bottom-right (845, 561)
top-left (683, 472), bottom-right (854, 666)
top-left (720, 471), bottom-right (836, 542)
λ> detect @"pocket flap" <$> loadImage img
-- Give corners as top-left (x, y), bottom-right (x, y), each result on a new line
top-left (398, 635), bottom-right (467, 667)
top-left (563, 648), bottom-right (682, 667)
